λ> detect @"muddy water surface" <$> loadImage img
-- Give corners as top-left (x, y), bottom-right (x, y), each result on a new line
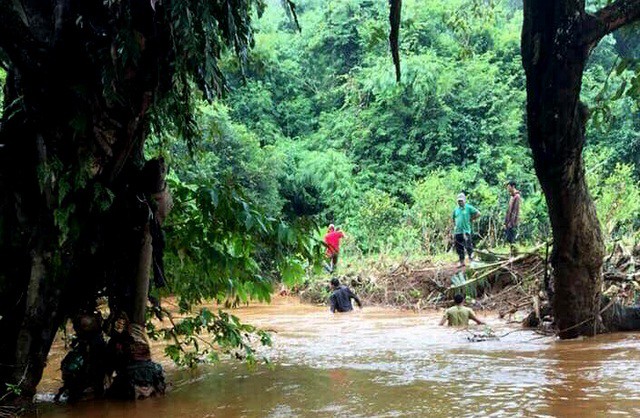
top-left (34, 298), bottom-right (640, 417)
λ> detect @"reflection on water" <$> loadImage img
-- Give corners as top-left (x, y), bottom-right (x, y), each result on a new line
top-left (33, 298), bottom-right (640, 417)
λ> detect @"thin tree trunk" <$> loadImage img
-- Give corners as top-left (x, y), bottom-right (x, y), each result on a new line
top-left (133, 223), bottom-right (153, 325)
top-left (10, 247), bottom-right (65, 399)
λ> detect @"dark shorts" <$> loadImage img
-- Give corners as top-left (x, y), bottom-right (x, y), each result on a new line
top-left (505, 227), bottom-right (517, 244)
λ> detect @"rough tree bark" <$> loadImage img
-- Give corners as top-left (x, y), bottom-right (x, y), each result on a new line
top-left (521, 0), bottom-right (640, 338)
top-left (0, 0), bottom-right (256, 400)
top-left (0, 0), bottom-right (172, 400)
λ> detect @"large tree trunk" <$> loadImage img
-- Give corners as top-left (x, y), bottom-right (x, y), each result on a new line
top-left (0, 1), bottom-right (169, 400)
top-left (0, 0), bottom-right (255, 401)
top-left (0, 73), bottom-right (68, 398)
top-left (522, 1), bottom-right (604, 339)
top-left (521, 0), bottom-right (640, 338)
top-left (7, 241), bottom-right (64, 402)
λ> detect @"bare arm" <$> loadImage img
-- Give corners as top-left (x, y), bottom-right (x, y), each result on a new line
top-left (470, 205), bottom-right (481, 221)
top-left (348, 289), bottom-right (362, 309)
top-left (439, 313), bottom-right (447, 326)
top-left (469, 312), bottom-right (484, 325)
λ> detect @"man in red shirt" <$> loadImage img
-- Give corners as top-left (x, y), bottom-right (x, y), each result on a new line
top-left (324, 224), bottom-right (345, 272)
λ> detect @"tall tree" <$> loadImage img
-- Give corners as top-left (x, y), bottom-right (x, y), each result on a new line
top-left (0, 0), bottom-right (263, 400)
top-left (521, 0), bottom-right (640, 338)
top-left (386, 0), bottom-right (640, 338)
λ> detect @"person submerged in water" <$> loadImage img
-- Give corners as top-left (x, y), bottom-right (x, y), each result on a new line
top-left (329, 278), bottom-right (362, 313)
top-left (439, 294), bottom-right (484, 327)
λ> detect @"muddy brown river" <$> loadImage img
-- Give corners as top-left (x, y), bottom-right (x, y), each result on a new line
top-left (32, 297), bottom-right (640, 417)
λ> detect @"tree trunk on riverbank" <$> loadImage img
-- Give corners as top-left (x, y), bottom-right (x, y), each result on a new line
top-left (0, 1), bottom-right (170, 400)
top-left (0, 0), bottom-right (260, 400)
top-left (521, 0), bottom-right (640, 338)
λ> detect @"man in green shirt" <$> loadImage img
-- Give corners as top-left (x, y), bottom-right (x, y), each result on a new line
top-left (452, 193), bottom-right (480, 267)
top-left (440, 294), bottom-right (484, 327)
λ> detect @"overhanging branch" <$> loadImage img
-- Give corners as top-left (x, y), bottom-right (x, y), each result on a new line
top-left (389, 0), bottom-right (401, 82)
top-left (582, 0), bottom-right (640, 48)
top-left (281, 0), bottom-right (301, 32)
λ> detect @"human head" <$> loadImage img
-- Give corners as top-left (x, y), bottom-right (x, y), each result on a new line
top-left (328, 224), bottom-right (335, 232)
top-left (113, 311), bottom-right (130, 334)
top-left (506, 180), bottom-right (517, 194)
top-left (73, 312), bottom-right (102, 337)
top-left (453, 294), bottom-right (464, 305)
top-left (457, 193), bottom-right (466, 207)
top-left (330, 278), bottom-right (340, 289)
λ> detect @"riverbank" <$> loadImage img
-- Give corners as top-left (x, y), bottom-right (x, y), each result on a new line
top-left (299, 247), bottom-right (546, 321)
top-left (299, 243), bottom-right (640, 330)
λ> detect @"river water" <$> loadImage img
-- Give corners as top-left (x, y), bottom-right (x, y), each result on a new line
top-left (33, 297), bottom-right (640, 417)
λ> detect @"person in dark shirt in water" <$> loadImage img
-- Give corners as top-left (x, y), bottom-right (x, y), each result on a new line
top-left (329, 278), bottom-right (362, 313)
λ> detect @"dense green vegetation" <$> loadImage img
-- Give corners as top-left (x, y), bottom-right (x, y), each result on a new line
top-left (1, 0), bottom-right (635, 308)
top-left (145, 0), bottom-right (640, 303)
top-left (180, 0), bottom-right (639, 262)
top-left (145, 102), bottom-right (321, 366)
top-left (1, 0), bottom-right (638, 395)
top-left (0, 0), bottom-right (319, 393)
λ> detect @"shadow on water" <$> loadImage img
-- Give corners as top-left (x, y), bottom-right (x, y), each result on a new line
top-left (32, 299), bottom-right (640, 417)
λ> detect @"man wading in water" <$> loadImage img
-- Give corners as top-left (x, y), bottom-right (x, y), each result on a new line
top-left (440, 294), bottom-right (484, 327)
top-left (329, 278), bottom-right (362, 313)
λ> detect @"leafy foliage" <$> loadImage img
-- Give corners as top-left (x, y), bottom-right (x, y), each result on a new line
top-left (165, 174), bottom-right (319, 306)
top-left (214, 0), bottom-right (640, 260)
top-left (145, 100), bottom-right (322, 366)
top-left (586, 149), bottom-right (640, 239)
top-left (3, 0), bottom-right (639, 374)
top-left (147, 308), bottom-right (272, 368)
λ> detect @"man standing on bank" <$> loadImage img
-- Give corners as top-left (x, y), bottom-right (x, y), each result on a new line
top-left (452, 193), bottom-right (480, 267)
top-left (324, 224), bottom-right (345, 272)
top-left (504, 181), bottom-right (521, 257)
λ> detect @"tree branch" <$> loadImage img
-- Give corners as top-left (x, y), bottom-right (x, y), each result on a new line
top-left (280, 0), bottom-right (301, 32)
top-left (389, 0), bottom-right (401, 82)
top-left (582, 0), bottom-right (640, 48)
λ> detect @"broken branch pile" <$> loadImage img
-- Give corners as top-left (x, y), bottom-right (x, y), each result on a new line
top-left (299, 241), bottom-right (640, 328)
top-left (300, 244), bottom-right (548, 316)
top-left (602, 242), bottom-right (640, 305)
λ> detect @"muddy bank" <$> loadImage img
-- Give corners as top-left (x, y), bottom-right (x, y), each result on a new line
top-left (300, 243), bottom-right (640, 330)
top-left (300, 249), bottom-right (545, 316)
